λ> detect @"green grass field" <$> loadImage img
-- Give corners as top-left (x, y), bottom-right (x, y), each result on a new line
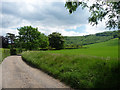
top-left (0, 48), bottom-right (10, 64)
top-left (47, 38), bottom-right (118, 58)
top-left (22, 38), bottom-right (119, 88)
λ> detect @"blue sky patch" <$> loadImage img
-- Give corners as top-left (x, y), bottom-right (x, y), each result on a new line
top-left (65, 25), bottom-right (86, 33)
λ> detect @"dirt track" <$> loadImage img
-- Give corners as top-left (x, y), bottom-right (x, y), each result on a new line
top-left (1, 56), bottom-right (70, 88)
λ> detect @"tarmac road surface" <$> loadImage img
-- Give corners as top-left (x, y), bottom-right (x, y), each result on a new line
top-left (1, 56), bottom-right (70, 88)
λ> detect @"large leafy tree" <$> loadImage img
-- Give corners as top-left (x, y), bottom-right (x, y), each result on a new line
top-left (48, 32), bottom-right (65, 50)
top-left (0, 36), bottom-right (8, 48)
top-left (6, 33), bottom-right (17, 55)
top-left (17, 26), bottom-right (48, 50)
top-left (6, 33), bottom-right (15, 49)
top-left (65, 0), bottom-right (120, 30)
top-left (39, 33), bottom-right (49, 49)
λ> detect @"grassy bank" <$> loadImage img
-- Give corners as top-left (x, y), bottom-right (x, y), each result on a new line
top-left (0, 48), bottom-right (10, 63)
top-left (22, 38), bottom-right (119, 88)
top-left (22, 51), bottom-right (119, 88)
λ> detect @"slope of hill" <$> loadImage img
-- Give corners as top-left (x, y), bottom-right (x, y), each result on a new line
top-left (48, 38), bottom-right (118, 58)
top-left (64, 30), bottom-right (119, 46)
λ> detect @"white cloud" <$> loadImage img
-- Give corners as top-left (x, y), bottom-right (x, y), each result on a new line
top-left (0, 0), bottom-right (110, 36)
top-left (1, 0), bottom-right (65, 3)
top-left (0, 28), bottom-right (18, 36)
top-left (85, 20), bottom-right (110, 35)
top-left (60, 29), bottom-right (88, 36)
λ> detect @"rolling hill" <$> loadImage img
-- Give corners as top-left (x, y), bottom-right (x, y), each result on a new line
top-left (64, 30), bottom-right (119, 46)
top-left (47, 38), bottom-right (118, 58)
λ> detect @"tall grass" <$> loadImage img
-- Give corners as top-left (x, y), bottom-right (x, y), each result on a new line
top-left (0, 48), bottom-right (10, 63)
top-left (22, 51), bottom-right (119, 88)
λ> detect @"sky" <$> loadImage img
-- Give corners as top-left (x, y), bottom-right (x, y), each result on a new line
top-left (0, 0), bottom-right (112, 36)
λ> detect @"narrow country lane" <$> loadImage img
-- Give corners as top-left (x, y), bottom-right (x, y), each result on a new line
top-left (1, 56), bottom-right (70, 88)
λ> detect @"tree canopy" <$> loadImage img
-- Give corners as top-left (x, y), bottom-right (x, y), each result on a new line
top-left (39, 33), bottom-right (49, 49)
top-left (65, 0), bottom-right (120, 30)
top-left (48, 32), bottom-right (65, 50)
top-left (17, 26), bottom-right (48, 50)
top-left (6, 33), bottom-right (15, 49)
top-left (0, 36), bottom-right (8, 48)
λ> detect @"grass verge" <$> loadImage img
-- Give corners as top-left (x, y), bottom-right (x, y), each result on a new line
top-left (0, 48), bottom-right (10, 64)
top-left (22, 51), bottom-right (119, 88)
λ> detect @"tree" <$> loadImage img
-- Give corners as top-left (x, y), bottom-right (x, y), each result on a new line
top-left (39, 33), bottom-right (49, 49)
top-left (6, 33), bottom-right (15, 49)
top-left (0, 36), bottom-right (8, 48)
top-left (14, 35), bottom-right (23, 52)
top-left (65, 0), bottom-right (120, 30)
top-left (17, 26), bottom-right (48, 50)
top-left (6, 33), bottom-right (17, 55)
top-left (48, 32), bottom-right (65, 50)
